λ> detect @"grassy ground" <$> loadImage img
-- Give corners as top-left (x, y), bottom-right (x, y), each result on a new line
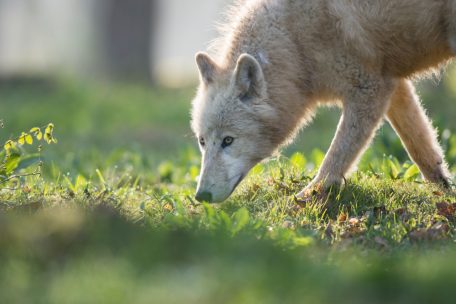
top-left (1, 75), bottom-right (456, 303)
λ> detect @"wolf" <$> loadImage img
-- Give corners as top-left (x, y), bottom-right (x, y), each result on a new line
top-left (191, 0), bottom-right (456, 203)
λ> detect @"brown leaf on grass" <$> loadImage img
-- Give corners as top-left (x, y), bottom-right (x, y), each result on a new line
top-left (436, 202), bottom-right (456, 219)
top-left (341, 217), bottom-right (365, 238)
top-left (348, 217), bottom-right (360, 226)
top-left (338, 213), bottom-right (347, 223)
top-left (409, 222), bottom-right (450, 242)
top-left (433, 190), bottom-right (444, 197)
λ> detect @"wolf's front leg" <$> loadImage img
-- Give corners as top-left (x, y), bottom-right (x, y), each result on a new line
top-left (297, 79), bottom-right (396, 199)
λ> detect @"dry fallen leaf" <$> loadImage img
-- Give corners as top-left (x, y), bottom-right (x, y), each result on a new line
top-left (348, 217), bottom-right (360, 226)
top-left (435, 202), bottom-right (456, 219)
top-left (433, 190), bottom-right (444, 196)
top-left (338, 213), bottom-right (347, 223)
top-left (340, 216), bottom-right (365, 238)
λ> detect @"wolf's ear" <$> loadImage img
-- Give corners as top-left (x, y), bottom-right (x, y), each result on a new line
top-left (234, 54), bottom-right (265, 103)
top-left (196, 52), bottom-right (218, 85)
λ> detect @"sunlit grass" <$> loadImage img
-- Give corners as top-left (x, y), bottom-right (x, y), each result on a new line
top-left (1, 149), bottom-right (455, 303)
top-left (1, 78), bottom-right (456, 303)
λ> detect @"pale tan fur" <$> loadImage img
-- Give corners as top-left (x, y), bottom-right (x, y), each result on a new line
top-left (191, 0), bottom-right (455, 203)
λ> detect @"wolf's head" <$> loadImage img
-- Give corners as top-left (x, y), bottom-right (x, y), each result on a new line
top-left (191, 52), bottom-right (280, 203)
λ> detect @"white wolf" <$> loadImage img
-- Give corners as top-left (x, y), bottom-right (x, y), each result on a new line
top-left (191, 0), bottom-right (456, 203)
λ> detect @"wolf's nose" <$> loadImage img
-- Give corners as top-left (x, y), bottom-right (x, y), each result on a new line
top-left (195, 191), bottom-right (213, 202)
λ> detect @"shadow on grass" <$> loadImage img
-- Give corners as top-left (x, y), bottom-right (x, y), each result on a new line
top-left (1, 202), bottom-right (456, 303)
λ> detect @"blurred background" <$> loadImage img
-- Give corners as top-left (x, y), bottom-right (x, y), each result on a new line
top-left (0, 0), bottom-right (231, 85)
top-left (2, 2), bottom-right (456, 302)
top-left (1, 0), bottom-right (456, 175)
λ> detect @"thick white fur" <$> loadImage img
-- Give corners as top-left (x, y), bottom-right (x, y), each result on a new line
top-left (192, 0), bottom-right (455, 202)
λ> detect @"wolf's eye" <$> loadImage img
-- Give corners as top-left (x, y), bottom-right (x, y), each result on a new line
top-left (199, 137), bottom-right (205, 147)
top-left (222, 136), bottom-right (234, 148)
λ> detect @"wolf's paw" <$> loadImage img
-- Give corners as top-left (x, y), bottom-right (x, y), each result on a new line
top-left (426, 168), bottom-right (453, 189)
top-left (294, 181), bottom-right (327, 206)
top-left (294, 177), bottom-right (346, 207)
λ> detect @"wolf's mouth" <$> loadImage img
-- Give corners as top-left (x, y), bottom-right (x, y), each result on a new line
top-left (228, 173), bottom-right (245, 197)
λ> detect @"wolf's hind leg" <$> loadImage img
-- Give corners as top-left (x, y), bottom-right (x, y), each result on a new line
top-left (386, 80), bottom-right (451, 187)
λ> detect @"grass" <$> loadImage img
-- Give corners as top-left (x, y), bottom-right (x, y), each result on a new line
top-left (1, 77), bottom-right (456, 303)
top-left (1, 151), bottom-right (456, 303)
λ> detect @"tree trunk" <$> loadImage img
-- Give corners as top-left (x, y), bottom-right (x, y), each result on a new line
top-left (103, 0), bottom-right (156, 83)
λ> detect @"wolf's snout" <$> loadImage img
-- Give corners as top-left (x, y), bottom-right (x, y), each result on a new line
top-left (195, 190), bottom-right (213, 203)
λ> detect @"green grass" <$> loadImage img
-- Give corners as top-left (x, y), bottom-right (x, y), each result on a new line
top-left (1, 152), bottom-right (456, 303)
top-left (1, 76), bottom-right (456, 303)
